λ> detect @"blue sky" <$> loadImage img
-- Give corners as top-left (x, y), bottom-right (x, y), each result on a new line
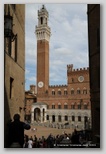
top-left (25, 3), bottom-right (88, 90)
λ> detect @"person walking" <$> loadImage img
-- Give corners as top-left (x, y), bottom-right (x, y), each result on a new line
top-left (28, 138), bottom-right (33, 148)
top-left (8, 113), bottom-right (31, 148)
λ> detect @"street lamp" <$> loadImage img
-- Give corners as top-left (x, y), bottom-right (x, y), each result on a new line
top-left (4, 5), bottom-right (17, 41)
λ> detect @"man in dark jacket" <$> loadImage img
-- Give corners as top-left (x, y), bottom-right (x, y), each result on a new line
top-left (8, 113), bottom-right (31, 148)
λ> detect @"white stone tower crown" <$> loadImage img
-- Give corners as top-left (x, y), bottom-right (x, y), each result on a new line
top-left (35, 5), bottom-right (51, 41)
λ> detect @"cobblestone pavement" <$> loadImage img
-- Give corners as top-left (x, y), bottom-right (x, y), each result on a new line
top-left (24, 125), bottom-right (78, 139)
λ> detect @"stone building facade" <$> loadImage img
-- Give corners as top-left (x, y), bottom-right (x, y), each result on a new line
top-left (87, 4), bottom-right (100, 144)
top-left (25, 5), bottom-right (91, 130)
top-left (4, 4), bottom-right (25, 147)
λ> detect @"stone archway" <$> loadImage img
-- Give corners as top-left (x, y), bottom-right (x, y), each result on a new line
top-left (32, 102), bottom-right (47, 123)
top-left (34, 108), bottom-right (41, 122)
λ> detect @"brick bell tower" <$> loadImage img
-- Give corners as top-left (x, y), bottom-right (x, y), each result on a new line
top-left (35, 5), bottom-right (51, 96)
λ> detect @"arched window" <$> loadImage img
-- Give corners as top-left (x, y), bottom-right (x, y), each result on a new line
top-left (47, 115), bottom-right (49, 120)
top-left (52, 103), bottom-right (55, 109)
top-left (71, 88), bottom-right (74, 94)
top-left (65, 115), bottom-right (68, 121)
top-left (84, 103), bottom-right (88, 109)
top-left (58, 103), bottom-right (61, 109)
top-left (64, 103), bottom-right (68, 109)
top-left (40, 17), bottom-right (43, 24)
top-left (71, 103), bottom-right (75, 109)
top-left (52, 89), bottom-right (55, 95)
top-left (77, 103), bottom-right (81, 109)
top-left (78, 116), bottom-right (81, 121)
top-left (72, 115), bottom-right (75, 121)
top-left (64, 89), bottom-right (68, 95)
top-left (83, 87), bottom-right (87, 94)
top-left (77, 88), bottom-right (81, 94)
top-left (72, 78), bottom-right (74, 83)
top-left (58, 89), bottom-right (61, 95)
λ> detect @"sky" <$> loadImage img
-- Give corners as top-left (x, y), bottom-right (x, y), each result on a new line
top-left (25, 3), bottom-right (88, 90)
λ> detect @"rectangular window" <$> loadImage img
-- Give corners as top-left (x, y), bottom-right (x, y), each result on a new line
top-left (10, 77), bottom-right (14, 98)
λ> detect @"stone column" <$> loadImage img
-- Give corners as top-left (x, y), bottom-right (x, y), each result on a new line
top-left (44, 111), bottom-right (47, 122)
top-left (81, 116), bottom-right (85, 129)
top-left (75, 116), bottom-right (78, 128)
top-left (55, 115), bottom-right (58, 123)
top-left (31, 111), bottom-right (34, 123)
top-left (40, 111), bottom-right (43, 123)
top-left (49, 115), bottom-right (52, 123)
top-left (61, 115), bottom-right (64, 123)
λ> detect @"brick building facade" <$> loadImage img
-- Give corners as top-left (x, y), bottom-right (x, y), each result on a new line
top-left (25, 5), bottom-right (91, 130)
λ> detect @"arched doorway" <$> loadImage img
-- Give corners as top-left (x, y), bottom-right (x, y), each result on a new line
top-left (34, 108), bottom-right (40, 122)
top-left (52, 115), bottom-right (55, 122)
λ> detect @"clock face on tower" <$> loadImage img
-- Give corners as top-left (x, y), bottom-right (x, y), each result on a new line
top-left (78, 76), bottom-right (84, 82)
top-left (38, 81), bottom-right (44, 88)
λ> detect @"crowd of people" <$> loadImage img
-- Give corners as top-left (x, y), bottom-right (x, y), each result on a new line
top-left (23, 129), bottom-right (91, 148)
top-left (7, 113), bottom-right (92, 148)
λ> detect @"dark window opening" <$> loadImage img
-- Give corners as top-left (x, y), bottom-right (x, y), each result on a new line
top-left (65, 115), bottom-right (68, 121)
top-left (41, 17), bottom-right (43, 24)
top-left (78, 116), bottom-right (81, 121)
top-left (72, 116), bottom-right (75, 121)
top-left (58, 90), bottom-right (61, 95)
top-left (52, 105), bottom-right (55, 109)
top-left (64, 104), bottom-right (68, 109)
top-left (58, 105), bottom-right (61, 109)
top-left (10, 77), bottom-right (14, 98)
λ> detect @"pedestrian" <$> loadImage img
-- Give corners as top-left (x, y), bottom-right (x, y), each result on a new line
top-left (8, 113), bottom-right (31, 148)
top-left (28, 138), bottom-right (33, 148)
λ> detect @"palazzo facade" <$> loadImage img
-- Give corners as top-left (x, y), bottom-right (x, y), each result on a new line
top-left (25, 5), bottom-right (91, 130)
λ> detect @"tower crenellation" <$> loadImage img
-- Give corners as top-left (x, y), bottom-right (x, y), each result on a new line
top-left (67, 64), bottom-right (89, 73)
